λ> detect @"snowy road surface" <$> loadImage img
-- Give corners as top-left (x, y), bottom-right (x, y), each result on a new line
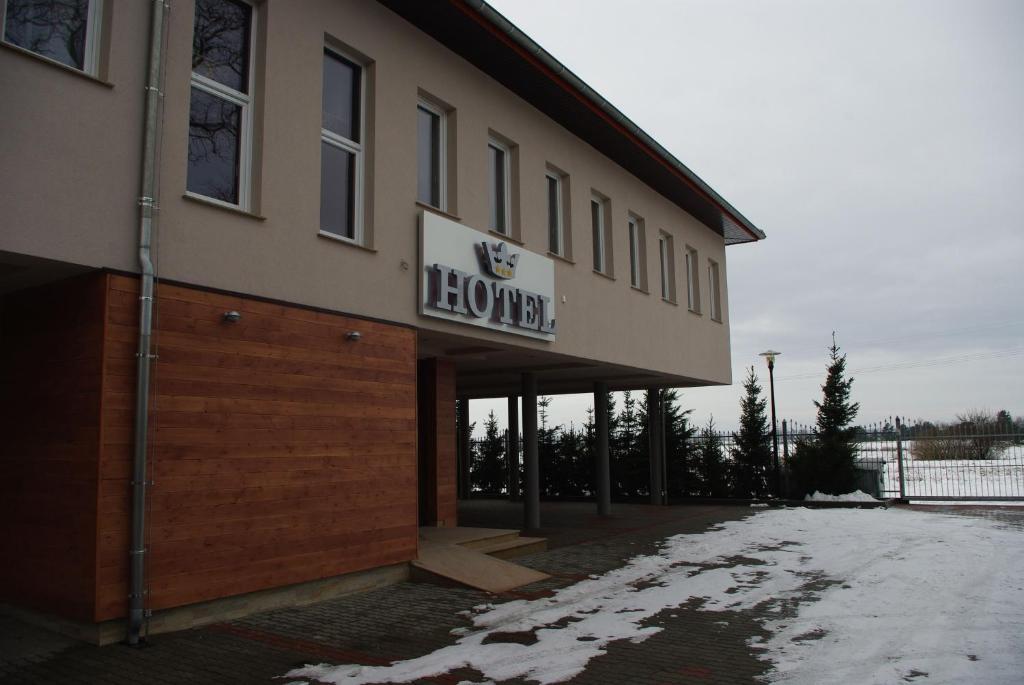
top-left (287, 507), bottom-right (1024, 685)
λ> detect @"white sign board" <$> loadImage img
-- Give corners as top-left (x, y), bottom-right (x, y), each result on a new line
top-left (419, 211), bottom-right (556, 341)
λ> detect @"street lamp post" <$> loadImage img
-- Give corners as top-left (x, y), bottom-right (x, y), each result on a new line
top-left (759, 350), bottom-right (782, 498)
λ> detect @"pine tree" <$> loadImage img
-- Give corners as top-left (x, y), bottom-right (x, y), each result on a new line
top-left (614, 391), bottom-right (646, 497)
top-left (731, 367), bottom-right (773, 498)
top-left (662, 389), bottom-right (696, 497)
top-left (473, 411), bottom-right (506, 494)
top-left (697, 417), bottom-right (730, 497)
top-left (537, 396), bottom-right (559, 496)
top-left (789, 335), bottom-right (860, 496)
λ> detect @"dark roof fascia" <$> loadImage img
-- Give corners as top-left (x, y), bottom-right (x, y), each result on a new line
top-left (376, 0), bottom-right (766, 245)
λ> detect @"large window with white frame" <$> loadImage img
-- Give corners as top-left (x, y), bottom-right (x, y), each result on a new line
top-left (546, 172), bottom-right (564, 256)
top-left (186, 0), bottom-right (254, 209)
top-left (685, 245), bottom-right (701, 312)
top-left (2, 0), bottom-right (103, 73)
top-left (417, 99), bottom-right (445, 210)
top-left (488, 139), bottom-right (510, 234)
top-left (628, 215), bottom-right (643, 288)
top-left (320, 47), bottom-right (364, 242)
top-left (708, 259), bottom-right (722, 321)
top-left (591, 195), bottom-right (606, 273)
top-left (659, 232), bottom-right (675, 301)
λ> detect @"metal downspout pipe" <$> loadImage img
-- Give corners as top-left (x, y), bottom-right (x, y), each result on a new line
top-left (128, 0), bottom-right (168, 646)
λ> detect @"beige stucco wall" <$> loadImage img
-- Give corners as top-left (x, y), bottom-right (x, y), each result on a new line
top-left (0, 0), bottom-right (732, 385)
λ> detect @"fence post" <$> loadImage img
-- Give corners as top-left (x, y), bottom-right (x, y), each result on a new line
top-left (781, 420), bottom-right (789, 498)
top-left (895, 416), bottom-right (907, 501)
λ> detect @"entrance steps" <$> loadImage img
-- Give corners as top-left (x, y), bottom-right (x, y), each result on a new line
top-left (414, 527), bottom-right (549, 593)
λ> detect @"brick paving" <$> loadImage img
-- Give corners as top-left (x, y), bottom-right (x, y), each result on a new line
top-left (6, 501), bottom-right (1018, 684)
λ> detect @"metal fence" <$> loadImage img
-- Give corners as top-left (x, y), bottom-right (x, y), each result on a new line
top-left (466, 417), bottom-right (1024, 501)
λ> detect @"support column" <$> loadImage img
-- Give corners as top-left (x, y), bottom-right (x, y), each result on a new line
top-left (507, 395), bottom-right (520, 500)
top-left (417, 358), bottom-right (457, 527)
top-left (457, 397), bottom-right (471, 500)
top-left (522, 373), bottom-right (540, 530)
top-left (648, 388), bottom-right (664, 505)
top-left (594, 382), bottom-right (611, 516)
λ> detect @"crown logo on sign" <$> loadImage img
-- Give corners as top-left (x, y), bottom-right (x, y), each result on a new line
top-left (480, 241), bottom-right (519, 280)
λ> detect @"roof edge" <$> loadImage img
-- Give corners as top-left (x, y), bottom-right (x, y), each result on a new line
top-left (457, 0), bottom-right (766, 243)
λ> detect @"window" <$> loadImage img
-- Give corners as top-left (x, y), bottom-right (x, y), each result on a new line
top-left (187, 0), bottom-right (254, 208)
top-left (591, 195), bottom-right (606, 273)
top-left (320, 48), bottom-right (364, 242)
top-left (417, 99), bottom-right (445, 210)
top-left (546, 173), bottom-right (564, 256)
top-left (3, 0), bottom-right (103, 73)
top-left (488, 139), bottom-right (510, 234)
top-left (685, 246), bottom-right (701, 312)
top-left (628, 216), bottom-right (643, 288)
top-left (708, 259), bottom-right (722, 321)
top-left (659, 233), bottom-right (675, 301)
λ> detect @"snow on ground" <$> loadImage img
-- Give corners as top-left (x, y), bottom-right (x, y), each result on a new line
top-left (881, 459), bottom-right (1024, 498)
top-left (287, 508), bottom-right (1024, 685)
top-left (804, 490), bottom-right (877, 502)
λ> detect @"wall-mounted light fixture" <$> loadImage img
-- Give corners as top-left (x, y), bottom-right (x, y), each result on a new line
top-left (345, 331), bottom-right (362, 342)
top-left (222, 310), bottom-right (242, 323)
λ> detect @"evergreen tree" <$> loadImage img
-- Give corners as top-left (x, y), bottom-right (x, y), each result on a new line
top-left (789, 336), bottom-right (860, 496)
top-left (662, 389), bottom-right (696, 497)
top-left (473, 411), bottom-right (506, 494)
top-left (697, 417), bottom-right (730, 497)
top-left (537, 396), bottom-right (559, 496)
top-left (731, 367), bottom-right (772, 498)
top-left (613, 391), bottom-right (647, 497)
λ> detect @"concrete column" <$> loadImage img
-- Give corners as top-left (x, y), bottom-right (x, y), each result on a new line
top-left (507, 395), bottom-right (519, 500)
top-left (594, 381), bottom-right (611, 516)
top-left (522, 373), bottom-right (540, 530)
top-left (648, 388), bottom-right (664, 505)
top-left (457, 397), bottom-right (471, 500)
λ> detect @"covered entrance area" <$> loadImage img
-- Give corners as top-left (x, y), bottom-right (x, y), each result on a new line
top-left (416, 329), bottom-right (711, 535)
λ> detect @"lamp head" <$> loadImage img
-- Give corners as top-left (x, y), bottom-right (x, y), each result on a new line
top-left (759, 350), bottom-right (781, 365)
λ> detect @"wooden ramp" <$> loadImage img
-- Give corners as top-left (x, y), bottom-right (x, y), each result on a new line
top-left (414, 527), bottom-right (549, 593)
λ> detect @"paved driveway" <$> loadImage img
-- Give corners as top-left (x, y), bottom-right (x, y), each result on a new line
top-left (3, 501), bottom-right (1020, 684)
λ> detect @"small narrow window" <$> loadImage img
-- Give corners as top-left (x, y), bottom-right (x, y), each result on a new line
top-left (488, 140), bottom-right (510, 234)
top-left (659, 235), bottom-right (672, 300)
top-left (320, 48), bottom-right (364, 242)
top-left (417, 100), bottom-right (445, 209)
top-left (547, 173), bottom-right (563, 256)
top-left (628, 217), bottom-right (642, 288)
top-left (187, 0), bottom-right (254, 208)
top-left (591, 196), bottom-right (605, 273)
top-left (685, 246), bottom-right (701, 312)
top-left (708, 260), bottom-right (722, 321)
top-left (3, 0), bottom-right (103, 73)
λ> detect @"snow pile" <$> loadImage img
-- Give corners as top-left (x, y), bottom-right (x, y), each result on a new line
top-left (287, 508), bottom-right (1024, 685)
top-left (804, 490), bottom-right (878, 502)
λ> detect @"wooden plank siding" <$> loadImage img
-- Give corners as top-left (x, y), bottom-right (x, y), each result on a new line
top-left (95, 275), bottom-right (419, 621)
top-left (417, 359), bottom-right (457, 527)
top-left (0, 274), bottom-right (107, 622)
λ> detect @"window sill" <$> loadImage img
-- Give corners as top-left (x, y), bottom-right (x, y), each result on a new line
top-left (630, 285), bottom-right (649, 295)
top-left (547, 252), bottom-right (574, 265)
top-left (183, 193), bottom-right (266, 221)
top-left (661, 297), bottom-right (678, 306)
top-left (592, 269), bottom-right (615, 281)
top-left (489, 229), bottom-right (524, 246)
top-left (318, 230), bottom-right (377, 253)
top-left (688, 307), bottom-right (703, 317)
top-left (416, 201), bottom-right (461, 222)
top-left (0, 41), bottom-right (113, 88)
top-left (710, 316), bottom-right (724, 324)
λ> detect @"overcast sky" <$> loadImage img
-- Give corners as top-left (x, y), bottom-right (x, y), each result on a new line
top-left (472, 0), bottom-right (1024, 433)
